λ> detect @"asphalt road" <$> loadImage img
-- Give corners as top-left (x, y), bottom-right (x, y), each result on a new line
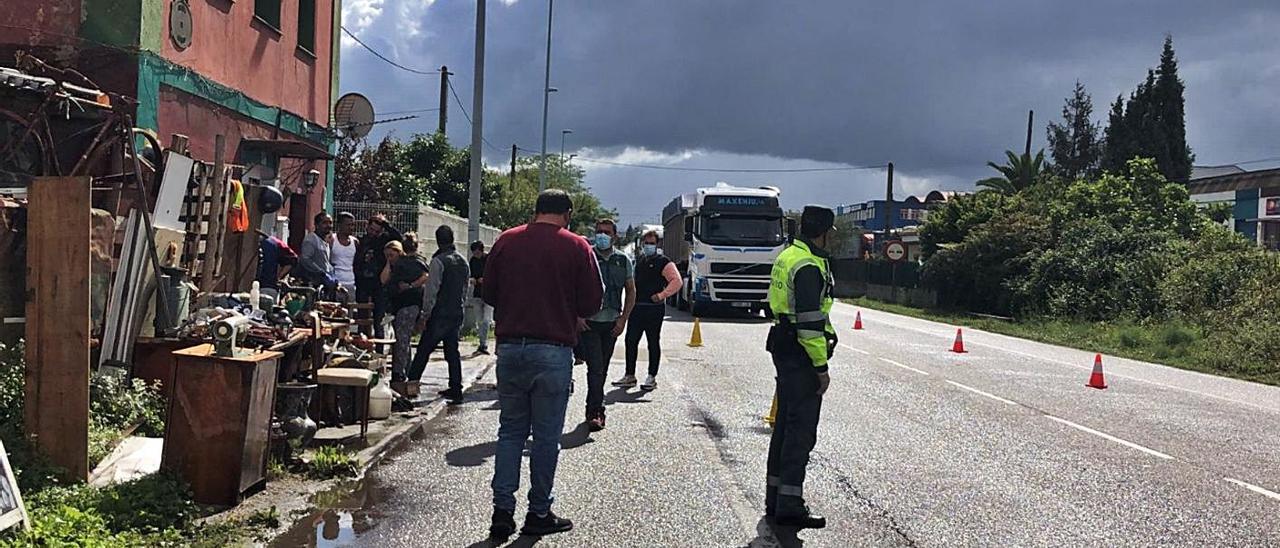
top-left (276, 302), bottom-right (1280, 547)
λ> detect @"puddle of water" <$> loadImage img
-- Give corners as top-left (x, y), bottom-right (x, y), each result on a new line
top-left (272, 478), bottom-right (386, 547)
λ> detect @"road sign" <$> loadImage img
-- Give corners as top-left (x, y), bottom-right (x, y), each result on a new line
top-left (884, 240), bottom-right (907, 262)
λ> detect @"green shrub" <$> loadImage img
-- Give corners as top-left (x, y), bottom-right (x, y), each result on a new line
top-left (308, 446), bottom-right (358, 479)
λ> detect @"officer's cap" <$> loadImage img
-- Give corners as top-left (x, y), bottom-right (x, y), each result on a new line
top-left (800, 205), bottom-right (836, 238)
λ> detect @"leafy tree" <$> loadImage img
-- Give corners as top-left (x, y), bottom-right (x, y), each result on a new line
top-left (976, 150), bottom-right (1046, 195)
top-left (1046, 81), bottom-right (1102, 181)
top-left (483, 154), bottom-right (616, 231)
top-left (333, 135), bottom-right (611, 228)
top-left (918, 191), bottom-right (1013, 258)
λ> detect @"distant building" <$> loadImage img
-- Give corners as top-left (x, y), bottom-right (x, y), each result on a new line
top-left (836, 190), bottom-right (962, 232)
top-left (1187, 167), bottom-right (1280, 251)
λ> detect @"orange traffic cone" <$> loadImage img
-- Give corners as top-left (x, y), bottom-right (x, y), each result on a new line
top-left (853, 311), bottom-right (864, 330)
top-left (950, 328), bottom-right (967, 353)
top-left (1086, 354), bottom-right (1108, 389)
top-left (688, 318), bottom-right (703, 347)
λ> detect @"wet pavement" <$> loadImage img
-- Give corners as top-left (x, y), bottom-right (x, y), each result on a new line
top-left (272, 304), bottom-right (1280, 547)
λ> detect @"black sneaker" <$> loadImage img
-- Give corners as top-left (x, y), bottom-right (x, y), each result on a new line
top-left (489, 508), bottom-right (516, 539)
top-left (477, 347), bottom-right (491, 355)
top-left (521, 510), bottom-right (573, 536)
top-left (439, 389), bottom-right (463, 404)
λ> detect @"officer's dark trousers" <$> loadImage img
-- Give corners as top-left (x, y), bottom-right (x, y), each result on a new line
top-left (765, 346), bottom-right (823, 517)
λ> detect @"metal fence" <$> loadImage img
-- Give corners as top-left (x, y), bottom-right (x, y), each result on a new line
top-left (333, 201), bottom-right (501, 250)
top-left (333, 201), bottom-right (420, 236)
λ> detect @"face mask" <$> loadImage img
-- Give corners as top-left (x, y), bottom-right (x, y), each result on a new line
top-left (593, 233), bottom-right (612, 250)
top-left (642, 244), bottom-right (657, 256)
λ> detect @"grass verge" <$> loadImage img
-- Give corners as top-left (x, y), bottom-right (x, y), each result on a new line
top-left (847, 297), bottom-right (1278, 387)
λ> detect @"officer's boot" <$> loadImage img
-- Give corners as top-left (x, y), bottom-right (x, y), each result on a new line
top-left (775, 495), bottom-right (826, 529)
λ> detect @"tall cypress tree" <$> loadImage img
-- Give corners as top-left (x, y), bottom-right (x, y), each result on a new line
top-left (1099, 36), bottom-right (1194, 180)
top-left (1047, 81), bottom-right (1102, 181)
top-left (1153, 35), bottom-right (1194, 181)
top-left (1101, 95), bottom-right (1129, 174)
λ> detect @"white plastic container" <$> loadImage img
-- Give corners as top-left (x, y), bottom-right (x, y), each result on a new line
top-left (368, 369), bottom-right (394, 419)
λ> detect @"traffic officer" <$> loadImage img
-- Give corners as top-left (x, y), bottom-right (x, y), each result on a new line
top-left (764, 205), bottom-right (838, 530)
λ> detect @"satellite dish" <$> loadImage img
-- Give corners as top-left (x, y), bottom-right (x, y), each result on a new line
top-left (333, 93), bottom-right (375, 139)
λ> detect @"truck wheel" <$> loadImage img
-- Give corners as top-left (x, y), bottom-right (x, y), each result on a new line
top-left (691, 300), bottom-right (707, 318)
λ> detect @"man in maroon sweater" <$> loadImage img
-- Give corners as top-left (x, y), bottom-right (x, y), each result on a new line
top-left (482, 189), bottom-right (603, 539)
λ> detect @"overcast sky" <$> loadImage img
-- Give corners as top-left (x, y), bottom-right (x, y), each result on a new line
top-left (338, 1), bottom-right (1280, 226)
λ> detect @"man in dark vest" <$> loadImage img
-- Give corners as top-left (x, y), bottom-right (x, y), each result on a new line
top-left (410, 225), bottom-right (471, 404)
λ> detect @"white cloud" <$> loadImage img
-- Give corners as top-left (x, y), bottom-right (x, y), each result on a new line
top-left (574, 146), bottom-right (704, 168)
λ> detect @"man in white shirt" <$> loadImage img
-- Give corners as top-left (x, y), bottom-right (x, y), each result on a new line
top-left (330, 211), bottom-right (359, 297)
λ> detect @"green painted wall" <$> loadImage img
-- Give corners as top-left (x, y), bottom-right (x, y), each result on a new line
top-left (80, 0), bottom-right (142, 48)
top-left (133, 52), bottom-right (331, 148)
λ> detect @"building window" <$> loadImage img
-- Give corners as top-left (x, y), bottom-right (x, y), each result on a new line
top-left (255, 0), bottom-right (282, 31)
top-left (297, 0), bottom-right (316, 53)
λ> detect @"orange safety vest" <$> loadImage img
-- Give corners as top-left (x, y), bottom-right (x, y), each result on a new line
top-left (227, 179), bottom-right (249, 233)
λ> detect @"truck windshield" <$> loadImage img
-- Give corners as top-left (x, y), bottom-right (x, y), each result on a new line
top-left (699, 215), bottom-right (785, 246)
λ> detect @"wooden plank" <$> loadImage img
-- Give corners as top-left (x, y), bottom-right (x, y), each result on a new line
top-left (24, 176), bottom-right (90, 480)
top-left (200, 136), bottom-right (226, 292)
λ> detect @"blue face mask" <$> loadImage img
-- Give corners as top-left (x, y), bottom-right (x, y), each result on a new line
top-left (593, 233), bottom-right (612, 250)
top-left (642, 244), bottom-right (658, 256)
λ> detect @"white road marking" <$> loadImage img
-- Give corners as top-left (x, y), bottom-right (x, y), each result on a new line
top-left (838, 343), bottom-right (871, 355)
top-left (945, 380), bottom-right (1016, 405)
top-left (1044, 415), bottom-right (1174, 460)
top-left (1224, 478), bottom-right (1280, 502)
top-left (877, 357), bottom-right (930, 376)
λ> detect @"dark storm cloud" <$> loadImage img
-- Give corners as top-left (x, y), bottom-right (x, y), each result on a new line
top-left (343, 0), bottom-right (1280, 175)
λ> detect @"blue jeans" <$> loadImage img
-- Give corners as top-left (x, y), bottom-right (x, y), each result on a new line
top-left (491, 342), bottom-right (573, 515)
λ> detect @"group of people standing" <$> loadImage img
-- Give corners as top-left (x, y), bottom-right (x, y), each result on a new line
top-left (256, 211), bottom-right (492, 407)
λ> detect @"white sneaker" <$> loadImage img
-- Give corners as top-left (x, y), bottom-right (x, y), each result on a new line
top-left (611, 375), bottom-right (637, 387)
top-left (640, 375), bottom-right (657, 391)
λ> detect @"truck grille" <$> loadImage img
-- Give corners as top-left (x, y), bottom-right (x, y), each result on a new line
top-left (709, 263), bottom-right (772, 276)
top-left (715, 291), bottom-right (766, 301)
top-left (714, 281), bottom-right (766, 290)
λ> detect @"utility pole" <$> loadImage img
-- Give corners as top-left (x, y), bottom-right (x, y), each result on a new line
top-left (438, 65), bottom-right (452, 135)
top-left (466, 1), bottom-right (485, 244)
top-left (538, 0), bottom-right (555, 192)
top-left (510, 144), bottom-right (517, 189)
top-left (882, 162), bottom-right (894, 243)
top-left (1024, 109), bottom-right (1034, 158)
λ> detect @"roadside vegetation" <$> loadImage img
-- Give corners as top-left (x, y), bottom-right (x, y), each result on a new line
top-left (0, 342), bottom-right (282, 546)
top-left (867, 38), bottom-right (1280, 386)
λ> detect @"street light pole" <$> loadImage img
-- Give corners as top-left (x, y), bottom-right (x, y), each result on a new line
top-left (538, 0), bottom-right (555, 192)
top-left (466, 0), bottom-right (486, 244)
top-left (560, 129), bottom-right (573, 159)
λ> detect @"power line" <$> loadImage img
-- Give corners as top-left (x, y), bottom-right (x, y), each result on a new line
top-left (573, 157), bottom-right (889, 173)
top-left (446, 80), bottom-right (510, 154)
top-left (378, 107), bottom-right (441, 116)
top-left (340, 26), bottom-right (437, 75)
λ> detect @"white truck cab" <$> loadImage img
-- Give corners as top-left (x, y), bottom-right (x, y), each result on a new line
top-left (662, 183), bottom-right (791, 317)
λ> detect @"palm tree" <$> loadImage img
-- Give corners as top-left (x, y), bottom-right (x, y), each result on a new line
top-left (976, 149), bottom-right (1046, 194)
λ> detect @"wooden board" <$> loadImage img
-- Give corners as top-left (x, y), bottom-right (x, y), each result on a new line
top-left (24, 177), bottom-right (90, 480)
